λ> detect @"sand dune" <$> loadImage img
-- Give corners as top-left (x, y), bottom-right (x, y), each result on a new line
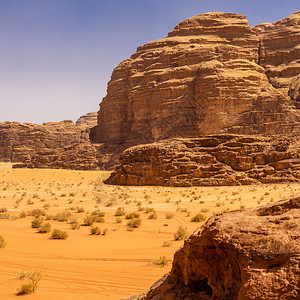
top-left (0, 168), bottom-right (299, 299)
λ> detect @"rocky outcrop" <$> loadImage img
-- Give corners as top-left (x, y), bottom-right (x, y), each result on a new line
top-left (75, 111), bottom-right (98, 127)
top-left (92, 12), bottom-right (300, 148)
top-left (106, 134), bottom-right (300, 186)
top-left (130, 195), bottom-right (300, 299)
top-left (0, 117), bottom-right (99, 170)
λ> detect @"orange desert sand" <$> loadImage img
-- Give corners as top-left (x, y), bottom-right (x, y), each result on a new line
top-left (0, 165), bottom-right (299, 299)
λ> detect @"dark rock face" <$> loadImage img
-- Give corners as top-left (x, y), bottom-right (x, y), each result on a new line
top-left (130, 195), bottom-right (300, 300)
top-left (92, 12), bottom-right (300, 149)
top-left (106, 134), bottom-right (300, 186)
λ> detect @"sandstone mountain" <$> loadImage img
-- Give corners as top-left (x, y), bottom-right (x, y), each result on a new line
top-left (106, 134), bottom-right (300, 186)
top-left (2, 12), bottom-right (300, 172)
top-left (91, 11), bottom-right (300, 148)
top-left (0, 113), bottom-right (99, 170)
top-left (129, 194), bottom-right (300, 300)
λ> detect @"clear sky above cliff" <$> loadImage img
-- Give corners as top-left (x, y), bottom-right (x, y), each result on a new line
top-left (0, 0), bottom-right (298, 123)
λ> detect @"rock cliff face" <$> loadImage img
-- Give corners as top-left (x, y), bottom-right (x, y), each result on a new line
top-left (0, 115), bottom-right (99, 170)
top-left (92, 11), bottom-right (300, 147)
top-left (130, 195), bottom-right (300, 300)
top-left (106, 134), bottom-right (300, 186)
top-left (254, 11), bottom-right (300, 104)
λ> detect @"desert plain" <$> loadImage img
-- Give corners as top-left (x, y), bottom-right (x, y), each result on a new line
top-left (0, 164), bottom-right (299, 299)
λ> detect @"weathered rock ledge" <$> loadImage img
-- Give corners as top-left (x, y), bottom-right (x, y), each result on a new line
top-left (129, 195), bottom-right (300, 299)
top-left (106, 134), bottom-right (300, 186)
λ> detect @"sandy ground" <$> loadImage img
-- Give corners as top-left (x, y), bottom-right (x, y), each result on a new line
top-left (0, 168), bottom-right (299, 299)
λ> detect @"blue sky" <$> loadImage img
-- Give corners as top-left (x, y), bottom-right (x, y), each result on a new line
top-left (1, 0), bottom-right (298, 123)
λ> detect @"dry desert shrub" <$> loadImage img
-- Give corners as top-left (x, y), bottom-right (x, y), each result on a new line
top-left (153, 256), bottom-right (168, 266)
top-left (16, 271), bottom-right (41, 296)
top-left (114, 207), bottom-right (125, 216)
top-left (19, 211), bottom-right (27, 218)
top-left (174, 225), bottom-right (188, 241)
top-left (37, 223), bottom-right (51, 233)
top-left (116, 217), bottom-right (122, 223)
top-left (91, 210), bottom-right (105, 217)
top-left (51, 229), bottom-right (68, 240)
top-left (165, 213), bottom-right (174, 219)
top-left (70, 221), bottom-right (80, 230)
top-left (0, 207), bottom-right (7, 212)
top-left (76, 207), bottom-right (85, 213)
top-left (90, 226), bottom-right (108, 236)
top-left (90, 226), bottom-right (101, 235)
top-left (191, 213), bottom-right (207, 223)
top-left (53, 211), bottom-right (71, 222)
top-left (0, 213), bottom-right (10, 219)
top-left (163, 241), bottom-right (172, 247)
top-left (0, 236), bottom-right (6, 248)
top-left (83, 214), bottom-right (105, 226)
top-left (125, 212), bottom-right (140, 219)
top-left (31, 217), bottom-right (44, 228)
top-left (127, 217), bottom-right (142, 229)
top-left (28, 209), bottom-right (45, 217)
top-left (148, 212), bottom-right (158, 219)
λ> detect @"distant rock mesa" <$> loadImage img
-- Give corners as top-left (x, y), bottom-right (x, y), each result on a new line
top-left (0, 113), bottom-right (99, 170)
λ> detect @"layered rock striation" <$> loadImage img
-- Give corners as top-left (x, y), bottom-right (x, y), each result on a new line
top-left (106, 134), bottom-right (300, 186)
top-left (130, 195), bottom-right (300, 299)
top-left (92, 12), bottom-right (300, 147)
top-left (0, 114), bottom-right (99, 170)
top-left (254, 11), bottom-right (300, 105)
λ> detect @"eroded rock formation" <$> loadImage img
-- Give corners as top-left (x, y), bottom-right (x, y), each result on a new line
top-left (106, 134), bottom-right (300, 186)
top-left (92, 11), bottom-right (300, 147)
top-left (130, 195), bottom-right (300, 300)
top-left (0, 115), bottom-right (99, 170)
top-left (75, 111), bottom-right (98, 127)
